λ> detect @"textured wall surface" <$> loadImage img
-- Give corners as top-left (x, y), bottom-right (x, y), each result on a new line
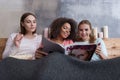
top-left (0, 0), bottom-right (34, 38)
top-left (58, 0), bottom-right (120, 38)
top-left (0, 0), bottom-right (120, 38)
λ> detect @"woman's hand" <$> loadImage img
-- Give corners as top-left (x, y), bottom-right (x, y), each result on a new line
top-left (95, 43), bottom-right (108, 59)
top-left (95, 45), bottom-right (102, 55)
top-left (35, 45), bottom-right (48, 59)
top-left (14, 33), bottom-right (23, 47)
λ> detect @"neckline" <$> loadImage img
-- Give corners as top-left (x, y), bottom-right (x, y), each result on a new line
top-left (23, 35), bottom-right (37, 40)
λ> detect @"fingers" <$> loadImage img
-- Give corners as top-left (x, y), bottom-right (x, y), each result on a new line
top-left (35, 53), bottom-right (47, 59)
top-left (14, 33), bottom-right (23, 47)
top-left (35, 49), bottom-right (48, 59)
top-left (15, 33), bottom-right (23, 41)
top-left (19, 34), bottom-right (23, 40)
top-left (36, 50), bottom-right (48, 56)
top-left (35, 53), bottom-right (44, 59)
top-left (95, 46), bottom-right (102, 55)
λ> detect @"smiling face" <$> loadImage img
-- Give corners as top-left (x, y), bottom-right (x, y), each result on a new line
top-left (58, 23), bottom-right (71, 39)
top-left (21, 15), bottom-right (37, 34)
top-left (78, 23), bottom-right (91, 41)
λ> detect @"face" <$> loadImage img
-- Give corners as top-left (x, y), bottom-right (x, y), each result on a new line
top-left (58, 23), bottom-right (71, 39)
top-left (22, 15), bottom-right (36, 33)
top-left (69, 49), bottom-right (89, 61)
top-left (78, 24), bottom-right (91, 41)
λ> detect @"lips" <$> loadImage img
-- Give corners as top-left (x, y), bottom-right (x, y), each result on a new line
top-left (30, 27), bottom-right (36, 29)
top-left (81, 34), bottom-right (86, 37)
top-left (64, 33), bottom-right (69, 37)
top-left (29, 27), bottom-right (36, 32)
top-left (64, 32), bottom-right (70, 37)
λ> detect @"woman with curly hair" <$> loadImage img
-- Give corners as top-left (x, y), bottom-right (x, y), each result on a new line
top-left (49, 17), bottom-right (77, 46)
top-left (35, 17), bottom-right (77, 59)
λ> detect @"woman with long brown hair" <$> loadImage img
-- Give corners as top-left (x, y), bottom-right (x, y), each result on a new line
top-left (76, 20), bottom-right (108, 61)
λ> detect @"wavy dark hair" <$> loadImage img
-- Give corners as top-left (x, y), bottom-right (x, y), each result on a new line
top-left (77, 20), bottom-right (96, 43)
top-left (49, 17), bottom-right (77, 41)
top-left (20, 12), bottom-right (36, 35)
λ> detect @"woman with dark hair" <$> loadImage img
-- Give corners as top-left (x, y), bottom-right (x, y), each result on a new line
top-left (2, 12), bottom-right (42, 60)
top-left (49, 17), bottom-right (77, 46)
top-left (35, 17), bottom-right (77, 59)
top-left (76, 20), bottom-right (108, 61)
top-left (20, 12), bottom-right (36, 35)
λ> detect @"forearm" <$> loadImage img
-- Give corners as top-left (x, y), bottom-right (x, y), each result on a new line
top-left (2, 33), bottom-right (17, 59)
top-left (98, 53), bottom-right (108, 59)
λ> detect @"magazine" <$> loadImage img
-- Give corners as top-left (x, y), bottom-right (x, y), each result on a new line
top-left (42, 37), bottom-right (64, 53)
top-left (42, 37), bottom-right (97, 61)
top-left (65, 42), bottom-right (97, 61)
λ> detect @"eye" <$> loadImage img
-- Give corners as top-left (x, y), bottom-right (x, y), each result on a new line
top-left (24, 20), bottom-right (31, 23)
top-left (85, 29), bottom-right (88, 31)
top-left (79, 29), bottom-right (83, 31)
top-left (63, 26), bottom-right (71, 31)
top-left (33, 20), bottom-right (36, 23)
top-left (63, 26), bottom-right (67, 29)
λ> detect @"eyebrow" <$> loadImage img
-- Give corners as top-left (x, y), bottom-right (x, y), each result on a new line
top-left (24, 19), bottom-right (36, 22)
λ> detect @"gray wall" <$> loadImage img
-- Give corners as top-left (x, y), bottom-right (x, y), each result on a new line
top-left (0, 0), bottom-right (120, 38)
top-left (58, 0), bottom-right (120, 38)
top-left (0, 0), bottom-right (34, 38)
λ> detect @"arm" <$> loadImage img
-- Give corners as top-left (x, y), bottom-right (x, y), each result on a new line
top-left (95, 38), bottom-right (108, 59)
top-left (35, 35), bottom-right (48, 59)
top-left (2, 33), bottom-right (16, 59)
top-left (35, 44), bottom-right (48, 59)
top-left (14, 33), bottom-right (23, 47)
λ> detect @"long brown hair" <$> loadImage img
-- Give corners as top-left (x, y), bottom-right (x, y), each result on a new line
top-left (20, 12), bottom-right (36, 35)
top-left (77, 20), bottom-right (96, 43)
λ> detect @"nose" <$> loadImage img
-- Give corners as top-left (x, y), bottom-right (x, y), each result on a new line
top-left (82, 30), bottom-right (86, 34)
top-left (66, 30), bottom-right (70, 35)
top-left (31, 22), bottom-right (34, 26)
top-left (66, 28), bottom-right (70, 33)
top-left (66, 29), bottom-right (69, 33)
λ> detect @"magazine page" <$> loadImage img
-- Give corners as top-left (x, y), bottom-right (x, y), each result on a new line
top-left (42, 37), bottom-right (65, 53)
top-left (65, 42), bottom-right (97, 61)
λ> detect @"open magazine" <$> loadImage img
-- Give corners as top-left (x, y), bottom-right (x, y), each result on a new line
top-left (42, 37), bottom-right (97, 61)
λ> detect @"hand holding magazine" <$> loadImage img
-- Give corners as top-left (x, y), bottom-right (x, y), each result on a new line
top-left (42, 37), bottom-right (97, 61)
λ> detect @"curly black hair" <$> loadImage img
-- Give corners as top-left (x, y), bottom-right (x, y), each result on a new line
top-left (49, 17), bottom-right (77, 41)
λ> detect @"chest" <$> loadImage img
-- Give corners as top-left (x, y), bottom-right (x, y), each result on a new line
top-left (19, 38), bottom-right (40, 51)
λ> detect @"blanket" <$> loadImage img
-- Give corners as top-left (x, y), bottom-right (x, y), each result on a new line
top-left (0, 52), bottom-right (120, 80)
